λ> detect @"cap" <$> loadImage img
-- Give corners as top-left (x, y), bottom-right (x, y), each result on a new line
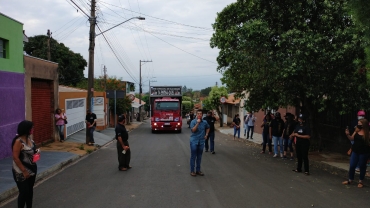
top-left (118, 115), bottom-right (126, 122)
top-left (298, 114), bottom-right (306, 120)
top-left (357, 110), bottom-right (366, 116)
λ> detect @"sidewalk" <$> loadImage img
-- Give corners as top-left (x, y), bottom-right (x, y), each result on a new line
top-left (215, 125), bottom-right (370, 179)
top-left (0, 121), bottom-right (143, 203)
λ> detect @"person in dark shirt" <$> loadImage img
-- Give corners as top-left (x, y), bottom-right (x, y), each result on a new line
top-left (260, 113), bottom-right (272, 154)
top-left (282, 113), bottom-right (297, 160)
top-left (232, 114), bottom-right (241, 141)
top-left (343, 118), bottom-right (370, 187)
top-left (204, 111), bottom-right (216, 154)
top-left (291, 114), bottom-right (311, 175)
top-left (270, 112), bottom-right (285, 158)
top-left (115, 115), bottom-right (131, 171)
top-left (189, 111), bottom-right (194, 128)
top-left (85, 109), bottom-right (97, 145)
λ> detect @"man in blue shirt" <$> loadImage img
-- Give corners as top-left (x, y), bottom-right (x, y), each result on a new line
top-left (190, 110), bottom-right (210, 176)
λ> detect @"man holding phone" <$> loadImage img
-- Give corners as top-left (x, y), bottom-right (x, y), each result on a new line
top-left (189, 110), bottom-right (210, 177)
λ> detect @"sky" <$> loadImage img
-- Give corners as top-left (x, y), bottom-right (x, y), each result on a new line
top-left (0, 0), bottom-right (235, 92)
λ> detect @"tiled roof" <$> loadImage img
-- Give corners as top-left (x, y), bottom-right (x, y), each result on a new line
top-left (59, 85), bottom-right (87, 92)
top-left (225, 93), bottom-right (241, 104)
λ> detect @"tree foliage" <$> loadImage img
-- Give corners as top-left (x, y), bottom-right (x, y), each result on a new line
top-left (210, 0), bottom-right (369, 145)
top-left (203, 86), bottom-right (228, 119)
top-left (200, 87), bottom-right (212, 97)
top-left (24, 35), bottom-right (87, 86)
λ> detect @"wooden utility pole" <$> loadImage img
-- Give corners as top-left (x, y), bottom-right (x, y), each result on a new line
top-left (47, 29), bottom-right (52, 61)
top-left (86, 0), bottom-right (96, 144)
top-left (139, 60), bottom-right (152, 121)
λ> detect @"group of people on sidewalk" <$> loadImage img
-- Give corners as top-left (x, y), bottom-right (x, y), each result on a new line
top-left (54, 108), bottom-right (97, 145)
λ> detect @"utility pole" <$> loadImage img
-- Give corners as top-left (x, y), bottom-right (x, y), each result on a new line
top-left (103, 65), bottom-right (107, 91)
top-left (86, 0), bottom-right (96, 144)
top-left (139, 60), bottom-right (152, 121)
top-left (149, 78), bottom-right (157, 118)
top-left (47, 29), bottom-right (52, 61)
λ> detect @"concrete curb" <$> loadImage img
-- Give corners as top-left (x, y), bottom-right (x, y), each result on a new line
top-left (215, 128), bottom-right (370, 180)
top-left (0, 154), bottom-right (81, 203)
top-left (0, 122), bottom-right (143, 204)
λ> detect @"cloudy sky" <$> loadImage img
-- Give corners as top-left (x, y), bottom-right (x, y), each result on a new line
top-left (1, 0), bottom-right (235, 92)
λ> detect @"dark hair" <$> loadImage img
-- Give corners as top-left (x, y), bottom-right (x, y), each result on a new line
top-left (11, 120), bottom-right (34, 148)
top-left (196, 109), bottom-right (202, 113)
top-left (118, 115), bottom-right (126, 122)
top-left (55, 108), bottom-right (62, 114)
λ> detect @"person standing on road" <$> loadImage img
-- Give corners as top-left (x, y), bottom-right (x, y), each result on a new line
top-left (291, 114), bottom-right (311, 175)
top-left (190, 110), bottom-right (210, 176)
top-left (270, 112), bottom-right (285, 158)
top-left (85, 109), bottom-right (97, 145)
top-left (204, 111), bottom-right (216, 154)
top-left (55, 108), bottom-right (67, 142)
top-left (232, 114), bottom-right (241, 141)
top-left (261, 113), bottom-right (272, 154)
top-left (282, 113), bottom-right (297, 160)
top-left (343, 118), bottom-right (370, 187)
top-left (188, 111), bottom-right (194, 128)
top-left (245, 111), bottom-right (256, 140)
top-left (115, 115), bottom-right (131, 171)
top-left (12, 120), bottom-right (40, 208)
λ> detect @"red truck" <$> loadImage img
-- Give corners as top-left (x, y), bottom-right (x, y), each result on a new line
top-left (150, 86), bottom-right (182, 133)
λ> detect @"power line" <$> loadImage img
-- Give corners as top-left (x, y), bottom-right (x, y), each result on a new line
top-left (100, 1), bottom-right (213, 31)
top-left (69, 0), bottom-right (90, 18)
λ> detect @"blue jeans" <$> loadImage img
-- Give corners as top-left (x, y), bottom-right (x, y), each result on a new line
top-left (273, 136), bottom-right (283, 155)
top-left (57, 125), bottom-right (65, 140)
top-left (205, 131), bottom-right (215, 152)
top-left (349, 152), bottom-right (369, 181)
top-left (190, 141), bottom-right (204, 172)
top-left (89, 126), bottom-right (95, 143)
top-left (234, 126), bottom-right (240, 138)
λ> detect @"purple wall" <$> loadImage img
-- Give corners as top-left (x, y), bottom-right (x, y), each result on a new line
top-left (0, 71), bottom-right (25, 159)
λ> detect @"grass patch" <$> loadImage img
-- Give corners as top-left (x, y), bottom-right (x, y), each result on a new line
top-left (78, 144), bottom-right (84, 150)
top-left (86, 149), bottom-right (93, 154)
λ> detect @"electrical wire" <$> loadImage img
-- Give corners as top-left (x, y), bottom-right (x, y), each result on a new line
top-left (100, 1), bottom-right (213, 31)
top-left (69, 0), bottom-right (90, 18)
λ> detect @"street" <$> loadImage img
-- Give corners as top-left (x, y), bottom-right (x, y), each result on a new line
top-left (3, 121), bottom-right (369, 208)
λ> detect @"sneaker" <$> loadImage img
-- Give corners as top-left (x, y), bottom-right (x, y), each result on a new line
top-left (211, 151), bottom-right (215, 154)
top-left (355, 168), bottom-right (360, 172)
top-left (273, 154), bottom-right (278, 158)
top-left (260, 151), bottom-right (265, 154)
top-left (280, 153), bottom-right (283, 158)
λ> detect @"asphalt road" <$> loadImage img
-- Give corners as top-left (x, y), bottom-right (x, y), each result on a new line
top-left (3, 121), bottom-right (370, 208)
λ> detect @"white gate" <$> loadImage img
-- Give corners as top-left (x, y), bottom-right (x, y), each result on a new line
top-left (93, 97), bottom-right (105, 127)
top-left (65, 98), bottom-right (86, 137)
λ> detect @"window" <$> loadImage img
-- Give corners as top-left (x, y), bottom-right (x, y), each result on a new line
top-left (155, 101), bottom-right (179, 110)
top-left (0, 38), bottom-right (6, 58)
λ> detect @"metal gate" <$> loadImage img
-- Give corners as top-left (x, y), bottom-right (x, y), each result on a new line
top-left (65, 98), bottom-right (86, 137)
top-left (31, 79), bottom-right (53, 144)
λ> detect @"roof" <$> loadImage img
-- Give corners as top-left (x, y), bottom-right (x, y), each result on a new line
top-left (133, 97), bottom-right (146, 105)
top-left (59, 85), bottom-right (87, 92)
top-left (225, 93), bottom-right (241, 105)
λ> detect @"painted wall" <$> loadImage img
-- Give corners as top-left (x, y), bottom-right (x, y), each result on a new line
top-left (0, 71), bottom-right (25, 159)
top-left (0, 13), bottom-right (24, 73)
top-left (0, 14), bottom-right (24, 159)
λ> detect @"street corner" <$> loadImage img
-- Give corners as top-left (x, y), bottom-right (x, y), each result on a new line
top-left (126, 122), bottom-right (143, 132)
top-left (40, 141), bottom-right (98, 156)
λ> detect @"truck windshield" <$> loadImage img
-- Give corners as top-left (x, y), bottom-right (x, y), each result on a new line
top-left (155, 101), bottom-right (179, 110)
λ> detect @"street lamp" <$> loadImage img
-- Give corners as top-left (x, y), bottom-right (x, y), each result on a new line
top-left (95, 16), bottom-right (145, 37)
top-left (85, 4), bottom-right (145, 143)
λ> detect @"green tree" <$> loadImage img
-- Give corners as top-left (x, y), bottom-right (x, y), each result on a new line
top-left (142, 94), bottom-right (150, 112)
top-left (203, 86), bottom-right (228, 125)
top-left (200, 87), bottom-right (212, 97)
top-left (182, 101), bottom-right (193, 116)
top-left (24, 35), bottom-right (87, 86)
top-left (210, 0), bottom-right (369, 145)
top-left (183, 96), bottom-right (192, 102)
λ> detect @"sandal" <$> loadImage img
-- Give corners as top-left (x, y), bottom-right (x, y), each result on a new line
top-left (342, 180), bottom-right (351, 185)
top-left (190, 172), bottom-right (196, 177)
top-left (358, 181), bottom-right (364, 188)
top-left (292, 169), bottom-right (302, 173)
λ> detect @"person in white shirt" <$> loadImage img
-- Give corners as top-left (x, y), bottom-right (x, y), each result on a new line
top-left (245, 111), bottom-right (256, 140)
